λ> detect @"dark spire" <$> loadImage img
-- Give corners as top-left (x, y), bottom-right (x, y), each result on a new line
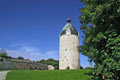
top-left (67, 18), bottom-right (71, 23)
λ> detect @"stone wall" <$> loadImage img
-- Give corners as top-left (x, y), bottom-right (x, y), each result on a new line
top-left (11, 59), bottom-right (32, 70)
top-left (13, 62), bottom-right (31, 70)
top-left (0, 59), bottom-right (16, 70)
top-left (30, 63), bottom-right (48, 70)
top-left (0, 59), bottom-right (49, 70)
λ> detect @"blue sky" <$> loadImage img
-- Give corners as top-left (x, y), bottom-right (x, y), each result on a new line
top-left (0, 0), bottom-right (93, 68)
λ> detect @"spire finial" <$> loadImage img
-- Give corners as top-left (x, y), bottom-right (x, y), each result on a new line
top-left (67, 18), bottom-right (71, 23)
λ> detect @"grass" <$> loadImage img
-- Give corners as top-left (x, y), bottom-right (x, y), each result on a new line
top-left (6, 69), bottom-right (92, 80)
top-left (0, 70), bottom-right (6, 72)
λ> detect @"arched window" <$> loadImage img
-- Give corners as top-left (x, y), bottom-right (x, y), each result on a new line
top-left (65, 49), bottom-right (67, 51)
top-left (66, 66), bottom-right (70, 69)
top-left (66, 29), bottom-right (71, 35)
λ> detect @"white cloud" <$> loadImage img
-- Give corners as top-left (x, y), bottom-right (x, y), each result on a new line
top-left (7, 46), bottom-right (59, 61)
top-left (10, 40), bottom-right (38, 48)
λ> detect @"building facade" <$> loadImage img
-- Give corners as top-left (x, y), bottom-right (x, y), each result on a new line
top-left (59, 19), bottom-right (80, 69)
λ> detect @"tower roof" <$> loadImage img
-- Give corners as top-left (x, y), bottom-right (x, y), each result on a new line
top-left (60, 18), bottom-right (78, 36)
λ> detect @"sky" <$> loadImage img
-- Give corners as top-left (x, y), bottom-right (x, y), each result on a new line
top-left (0, 0), bottom-right (93, 68)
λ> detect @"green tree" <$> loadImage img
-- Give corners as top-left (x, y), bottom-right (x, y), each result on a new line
top-left (17, 56), bottom-right (24, 60)
top-left (0, 56), bottom-right (3, 61)
top-left (40, 58), bottom-right (59, 68)
top-left (0, 49), bottom-right (8, 59)
top-left (79, 0), bottom-right (120, 80)
top-left (0, 49), bottom-right (13, 60)
top-left (39, 59), bottom-right (47, 64)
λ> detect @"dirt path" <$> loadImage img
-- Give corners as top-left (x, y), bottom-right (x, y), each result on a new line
top-left (0, 71), bottom-right (10, 80)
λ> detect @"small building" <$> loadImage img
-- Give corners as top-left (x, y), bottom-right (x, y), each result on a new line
top-left (48, 65), bottom-right (55, 70)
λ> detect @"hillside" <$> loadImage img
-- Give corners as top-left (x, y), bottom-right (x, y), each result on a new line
top-left (6, 69), bottom-right (92, 80)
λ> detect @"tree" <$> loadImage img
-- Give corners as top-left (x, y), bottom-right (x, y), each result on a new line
top-left (39, 59), bottom-right (47, 64)
top-left (0, 56), bottom-right (3, 61)
top-left (0, 49), bottom-right (8, 59)
top-left (79, 0), bottom-right (120, 79)
top-left (0, 49), bottom-right (13, 60)
top-left (39, 58), bottom-right (59, 69)
top-left (17, 56), bottom-right (24, 60)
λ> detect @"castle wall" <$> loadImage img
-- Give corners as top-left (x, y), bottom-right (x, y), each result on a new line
top-left (0, 59), bottom-right (16, 70)
top-left (59, 34), bottom-right (80, 69)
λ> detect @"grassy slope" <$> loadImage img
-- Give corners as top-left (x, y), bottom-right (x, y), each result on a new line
top-left (6, 69), bottom-right (92, 80)
top-left (0, 70), bottom-right (6, 72)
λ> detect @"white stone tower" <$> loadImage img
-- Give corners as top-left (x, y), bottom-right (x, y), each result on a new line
top-left (59, 18), bottom-right (80, 69)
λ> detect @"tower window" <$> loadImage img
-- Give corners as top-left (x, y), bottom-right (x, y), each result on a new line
top-left (66, 29), bottom-right (71, 35)
top-left (65, 49), bottom-right (67, 51)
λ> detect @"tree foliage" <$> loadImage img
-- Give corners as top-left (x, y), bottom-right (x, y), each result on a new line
top-left (79, 0), bottom-right (120, 79)
top-left (0, 49), bottom-right (12, 61)
top-left (17, 56), bottom-right (24, 60)
top-left (39, 58), bottom-right (59, 68)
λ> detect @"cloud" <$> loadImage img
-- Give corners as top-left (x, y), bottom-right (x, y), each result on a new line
top-left (7, 46), bottom-right (59, 61)
top-left (10, 40), bottom-right (38, 48)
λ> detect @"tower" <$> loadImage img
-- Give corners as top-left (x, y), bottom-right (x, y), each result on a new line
top-left (59, 18), bottom-right (80, 69)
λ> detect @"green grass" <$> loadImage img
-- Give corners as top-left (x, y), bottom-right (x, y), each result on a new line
top-left (0, 70), bottom-right (6, 72)
top-left (6, 69), bottom-right (92, 80)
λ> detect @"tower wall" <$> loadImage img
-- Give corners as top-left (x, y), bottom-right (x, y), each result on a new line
top-left (59, 34), bottom-right (80, 69)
